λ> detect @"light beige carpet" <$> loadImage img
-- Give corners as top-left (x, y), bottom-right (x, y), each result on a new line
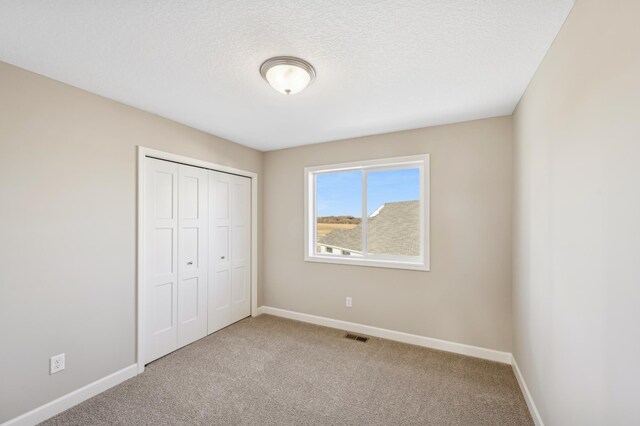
top-left (42, 315), bottom-right (533, 425)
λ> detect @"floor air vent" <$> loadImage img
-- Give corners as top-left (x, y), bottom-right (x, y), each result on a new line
top-left (344, 333), bottom-right (369, 342)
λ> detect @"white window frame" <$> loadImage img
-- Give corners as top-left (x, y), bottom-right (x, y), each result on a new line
top-left (304, 154), bottom-right (430, 271)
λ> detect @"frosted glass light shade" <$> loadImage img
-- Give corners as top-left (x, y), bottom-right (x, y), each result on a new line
top-left (260, 57), bottom-right (316, 95)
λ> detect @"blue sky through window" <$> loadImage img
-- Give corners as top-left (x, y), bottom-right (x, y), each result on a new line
top-left (316, 168), bottom-right (420, 217)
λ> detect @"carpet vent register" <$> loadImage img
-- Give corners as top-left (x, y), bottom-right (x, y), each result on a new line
top-left (344, 333), bottom-right (369, 342)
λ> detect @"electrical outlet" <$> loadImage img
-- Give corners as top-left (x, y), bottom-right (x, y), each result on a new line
top-left (346, 297), bottom-right (352, 307)
top-left (50, 353), bottom-right (65, 375)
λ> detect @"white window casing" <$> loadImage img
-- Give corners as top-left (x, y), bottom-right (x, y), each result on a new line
top-left (304, 154), bottom-right (430, 271)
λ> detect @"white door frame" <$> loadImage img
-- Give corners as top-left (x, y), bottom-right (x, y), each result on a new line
top-left (137, 146), bottom-right (259, 374)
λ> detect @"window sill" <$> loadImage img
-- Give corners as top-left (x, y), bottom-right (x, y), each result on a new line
top-left (304, 254), bottom-right (429, 271)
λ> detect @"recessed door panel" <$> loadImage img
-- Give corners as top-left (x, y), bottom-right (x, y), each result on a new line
top-left (179, 277), bottom-right (199, 324)
top-left (210, 269), bottom-right (231, 331)
top-left (181, 176), bottom-right (199, 219)
top-left (154, 171), bottom-right (174, 219)
top-left (231, 267), bottom-right (246, 303)
top-left (234, 182), bottom-right (248, 225)
top-left (215, 181), bottom-right (229, 220)
top-left (152, 282), bottom-right (174, 334)
top-left (212, 270), bottom-right (231, 309)
top-left (232, 227), bottom-right (247, 261)
top-left (154, 229), bottom-right (174, 276)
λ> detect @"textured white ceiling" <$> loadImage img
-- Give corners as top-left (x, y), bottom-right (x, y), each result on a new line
top-left (0, 1), bottom-right (574, 151)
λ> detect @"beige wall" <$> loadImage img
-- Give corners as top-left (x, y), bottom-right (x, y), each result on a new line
top-left (263, 117), bottom-right (513, 352)
top-left (512, 0), bottom-right (640, 424)
top-left (0, 61), bottom-right (263, 422)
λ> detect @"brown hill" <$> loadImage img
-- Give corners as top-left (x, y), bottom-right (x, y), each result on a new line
top-left (317, 216), bottom-right (361, 224)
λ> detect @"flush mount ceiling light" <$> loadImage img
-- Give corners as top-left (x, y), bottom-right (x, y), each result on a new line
top-left (260, 56), bottom-right (316, 95)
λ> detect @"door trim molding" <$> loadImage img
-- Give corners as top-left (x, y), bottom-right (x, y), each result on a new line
top-left (137, 146), bottom-right (259, 374)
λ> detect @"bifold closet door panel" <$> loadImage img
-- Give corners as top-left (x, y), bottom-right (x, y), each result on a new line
top-left (144, 158), bottom-right (179, 363)
top-left (208, 171), bottom-right (252, 333)
top-left (231, 175), bottom-right (251, 323)
top-left (177, 164), bottom-right (208, 348)
top-left (208, 171), bottom-right (232, 333)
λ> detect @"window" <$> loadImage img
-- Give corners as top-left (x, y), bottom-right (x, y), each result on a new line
top-left (305, 155), bottom-right (429, 271)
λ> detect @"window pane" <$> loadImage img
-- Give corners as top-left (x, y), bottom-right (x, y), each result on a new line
top-left (316, 170), bottom-right (363, 256)
top-left (366, 168), bottom-right (421, 257)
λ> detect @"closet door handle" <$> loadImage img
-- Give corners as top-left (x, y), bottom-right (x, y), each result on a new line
top-left (187, 261), bottom-right (193, 265)
top-left (220, 256), bottom-right (225, 260)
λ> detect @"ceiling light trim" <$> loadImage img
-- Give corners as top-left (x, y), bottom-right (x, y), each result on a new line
top-left (260, 56), bottom-right (316, 95)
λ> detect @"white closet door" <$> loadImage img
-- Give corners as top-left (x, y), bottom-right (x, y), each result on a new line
top-left (231, 175), bottom-right (251, 322)
top-left (145, 158), bottom-right (178, 363)
top-left (208, 171), bottom-right (232, 332)
top-left (177, 164), bottom-right (208, 347)
top-left (208, 171), bottom-right (251, 333)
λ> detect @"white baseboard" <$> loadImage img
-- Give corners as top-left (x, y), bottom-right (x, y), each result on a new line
top-left (511, 356), bottom-right (544, 426)
top-left (257, 306), bottom-right (512, 364)
top-left (2, 364), bottom-right (138, 426)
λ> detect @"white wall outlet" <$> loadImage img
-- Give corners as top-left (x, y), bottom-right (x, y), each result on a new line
top-left (50, 353), bottom-right (65, 375)
top-left (346, 297), bottom-right (352, 307)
